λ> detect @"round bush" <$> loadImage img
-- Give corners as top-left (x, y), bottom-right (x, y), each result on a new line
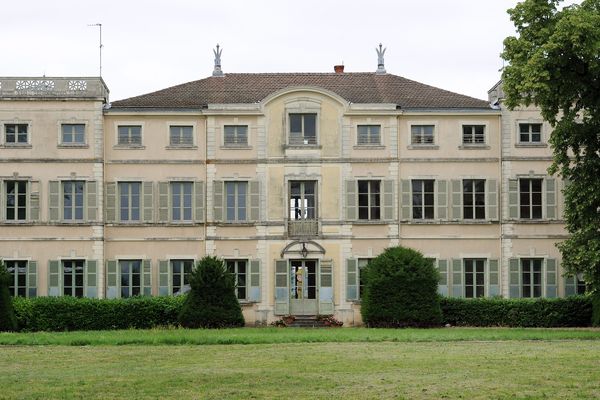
top-left (178, 256), bottom-right (245, 328)
top-left (361, 246), bottom-right (442, 328)
top-left (0, 261), bottom-right (18, 332)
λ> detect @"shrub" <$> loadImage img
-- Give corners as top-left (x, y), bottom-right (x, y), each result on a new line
top-left (13, 296), bottom-right (185, 332)
top-left (0, 261), bottom-right (18, 331)
top-left (178, 256), bottom-right (244, 328)
top-left (440, 296), bottom-right (593, 327)
top-left (361, 246), bottom-right (442, 327)
top-left (593, 292), bottom-right (600, 327)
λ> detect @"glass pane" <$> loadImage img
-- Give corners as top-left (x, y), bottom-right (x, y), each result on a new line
top-left (290, 115), bottom-right (302, 133)
top-left (304, 114), bottom-right (316, 136)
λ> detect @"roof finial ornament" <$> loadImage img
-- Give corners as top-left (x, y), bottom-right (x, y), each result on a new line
top-left (213, 44), bottom-right (224, 77)
top-left (376, 43), bottom-right (386, 74)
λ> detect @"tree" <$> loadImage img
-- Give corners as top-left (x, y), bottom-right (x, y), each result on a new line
top-left (361, 246), bottom-right (442, 327)
top-left (501, 0), bottom-right (600, 324)
top-left (178, 256), bottom-right (244, 328)
top-left (0, 260), bottom-right (18, 331)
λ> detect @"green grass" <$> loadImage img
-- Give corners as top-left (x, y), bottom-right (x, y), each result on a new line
top-left (0, 326), bottom-right (599, 346)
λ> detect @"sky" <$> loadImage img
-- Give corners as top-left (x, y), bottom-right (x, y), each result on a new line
top-left (0, 0), bottom-right (575, 102)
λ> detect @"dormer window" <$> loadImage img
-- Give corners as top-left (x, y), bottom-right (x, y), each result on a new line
top-left (289, 113), bottom-right (317, 145)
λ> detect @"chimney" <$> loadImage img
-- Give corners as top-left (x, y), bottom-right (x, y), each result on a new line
top-left (334, 65), bottom-right (345, 74)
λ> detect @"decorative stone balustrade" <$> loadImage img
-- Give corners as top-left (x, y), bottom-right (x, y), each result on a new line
top-left (0, 77), bottom-right (109, 100)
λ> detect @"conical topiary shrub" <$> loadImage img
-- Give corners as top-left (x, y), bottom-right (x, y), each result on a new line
top-left (178, 256), bottom-right (244, 328)
top-left (0, 260), bottom-right (18, 331)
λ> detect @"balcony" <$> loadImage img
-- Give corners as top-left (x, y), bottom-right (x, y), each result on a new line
top-left (287, 219), bottom-right (319, 237)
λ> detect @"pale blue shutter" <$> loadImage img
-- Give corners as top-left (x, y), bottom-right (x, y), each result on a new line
top-left (158, 260), bottom-right (170, 296)
top-left (382, 180), bottom-right (395, 220)
top-left (274, 260), bottom-right (289, 315)
top-left (48, 260), bottom-right (61, 296)
top-left (436, 180), bottom-right (447, 220)
top-left (400, 180), bottom-right (411, 220)
top-left (27, 261), bottom-right (37, 298)
top-left (451, 259), bottom-right (463, 297)
top-left (508, 179), bottom-right (519, 219)
top-left (346, 259), bottom-right (358, 301)
top-left (28, 180), bottom-right (40, 221)
top-left (319, 259), bottom-right (334, 315)
top-left (48, 180), bottom-right (60, 222)
top-left (105, 182), bottom-right (117, 222)
top-left (488, 259), bottom-right (499, 296)
top-left (437, 259), bottom-right (448, 296)
top-left (249, 181), bottom-right (260, 221)
top-left (142, 182), bottom-right (154, 223)
top-left (545, 178), bottom-right (556, 220)
top-left (213, 180), bottom-right (223, 222)
top-left (85, 260), bottom-right (98, 298)
top-left (249, 260), bottom-right (261, 302)
top-left (509, 258), bottom-right (520, 298)
top-left (451, 179), bottom-right (462, 220)
top-left (106, 260), bottom-right (118, 299)
top-left (86, 181), bottom-right (98, 221)
top-left (194, 181), bottom-right (205, 222)
top-left (158, 182), bottom-right (169, 223)
top-left (142, 259), bottom-right (152, 296)
top-left (545, 258), bottom-right (557, 298)
top-left (486, 179), bottom-right (498, 221)
top-left (345, 180), bottom-right (357, 220)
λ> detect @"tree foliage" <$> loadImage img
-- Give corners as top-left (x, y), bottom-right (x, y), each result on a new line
top-left (0, 260), bottom-right (18, 331)
top-left (178, 256), bottom-right (244, 328)
top-left (501, 1), bottom-right (600, 302)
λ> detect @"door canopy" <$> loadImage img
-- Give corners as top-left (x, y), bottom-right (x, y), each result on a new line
top-left (280, 240), bottom-right (326, 259)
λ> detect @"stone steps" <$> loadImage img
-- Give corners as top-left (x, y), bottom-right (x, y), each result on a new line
top-left (287, 316), bottom-right (328, 328)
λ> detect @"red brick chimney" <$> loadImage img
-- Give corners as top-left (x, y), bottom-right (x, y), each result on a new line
top-left (334, 65), bottom-right (345, 74)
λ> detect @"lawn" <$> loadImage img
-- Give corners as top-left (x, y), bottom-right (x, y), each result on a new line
top-left (1, 328), bottom-right (599, 399)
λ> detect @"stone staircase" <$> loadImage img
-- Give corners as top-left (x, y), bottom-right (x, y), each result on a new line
top-left (287, 316), bottom-right (328, 328)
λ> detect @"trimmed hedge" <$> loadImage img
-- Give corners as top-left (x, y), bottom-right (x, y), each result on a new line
top-left (593, 292), bottom-right (600, 327)
top-left (0, 261), bottom-right (17, 331)
top-left (13, 296), bottom-right (185, 332)
top-left (441, 296), bottom-right (593, 327)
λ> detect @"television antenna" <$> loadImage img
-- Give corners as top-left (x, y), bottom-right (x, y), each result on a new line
top-left (88, 23), bottom-right (103, 77)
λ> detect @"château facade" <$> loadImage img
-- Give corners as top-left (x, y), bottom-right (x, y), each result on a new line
top-left (0, 54), bottom-right (584, 325)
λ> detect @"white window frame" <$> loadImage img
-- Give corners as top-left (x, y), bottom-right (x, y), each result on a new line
top-left (516, 120), bottom-right (544, 144)
top-left (171, 181), bottom-right (193, 222)
top-left (461, 123), bottom-right (487, 145)
top-left (519, 177), bottom-right (543, 220)
top-left (411, 178), bottom-right (435, 220)
top-left (357, 180), bottom-right (381, 220)
top-left (2, 121), bottom-right (31, 146)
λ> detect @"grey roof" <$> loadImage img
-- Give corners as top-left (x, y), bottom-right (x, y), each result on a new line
top-left (111, 73), bottom-right (491, 110)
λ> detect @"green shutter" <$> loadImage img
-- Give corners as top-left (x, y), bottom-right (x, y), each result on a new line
top-left (382, 180), bottom-right (395, 220)
top-left (48, 180), bottom-right (60, 222)
top-left (545, 178), bottom-right (556, 220)
top-left (345, 180), bottom-right (357, 220)
top-left (48, 260), bottom-right (61, 296)
top-left (400, 180), bottom-right (411, 220)
top-left (85, 260), bottom-right (98, 298)
top-left (105, 182), bottom-right (117, 222)
top-left (274, 259), bottom-right (289, 315)
top-left (142, 182), bottom-right (154, 223)
top-left (487, 179), bottom-right (498, 221)
top-left (509, 258), bottom-right (520, 298)
top-left (346, 259), bottom-right (358, 301)
top-left (564, 276), bottom-right (577, 297)
top-left (319, 259), bottom-right (334, 315)
top-left (451, 179), bottom-right (462, 220)
top-left (451, 259), bottom-right (463, 297)
top-left (28, 180), bottom-right (40, 221)
top-left (86, 181), bottom-right (98, 221)
top-left (437, 259), bottom-right (448, 297)
top-left (194, 181), bottom-right (205, 223)
top-left (545, 258), bottom-right (557, 298)
top-left (249, 181), bottom-right (260, 221)
top-left (436, 180), bottom-right (447, 220)
top-left (508, 179), bottom-right (519, 219)
top-left (158, 182), bottom-right (169, 223)
top-left (249, 259), bottom-right (261, 302)
top-left (488, 259), bottom-right (499, 296)
top-left (142, 259), bottom-right (152, 296)
top-left (27, 260), bottom-right (37, 298)
top-left (158, 260), bottom-right (170, 296)
top-left (106, 260), bottom-right (118, 299)
top-left (213, 180), bottom-right (223, 222)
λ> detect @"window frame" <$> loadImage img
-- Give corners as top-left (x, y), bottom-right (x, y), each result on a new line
top-left (226, 259), bottom-right (248, 300)
top-left (410, 124), bottom-right (435, 145)
top-left (171, 181), bottom-right (193, 222)
top-left (168, 125), bottom-right (194, 147)
top-left (119, 259), bottom-right (142, 298)
top-left (62, 259), bottom-right (85, 298)
top-left (118, 182), bottom-right (141, 222)
top-left (223, 125), bottom-right (249, 147)
top-left (463, 258), bottom-right (486, 298)
top-left (411, 179), bottom-right (435, 220)
top-left (462, 179), bottom-right (486, 220)
top-left (289, 180), bottom-right (317, 221)
top-left (356, 124), bottom-right (382, 146)
top-left (5, 180), bottom-right (28, 221)
top-left (116, 124), bottom-right (143, 147)
top-left (519, 178), bottom-right (543, 219)
top-left (288, 113), bottom-right (318, 146)
top-left (521, 258), bottom-right (543, 298)
top-left (170, 259), bottom-right (193, 295)
top-left (225, 181), bottom-right (248, 222)
top-left (60, 123), bottom-right (86, 146)
top-left (3, 122), bottom-right (30, 145)
top-left (357, 180), bottom-right (381, 220)
top-left (462, 124), bottom-right (486, 145)
top-left (62, 180), bottom-right (85, 221)
top-left (518, 122), bottom-right (543, 144)
top-left (5, 259), bottom-right (29, 297)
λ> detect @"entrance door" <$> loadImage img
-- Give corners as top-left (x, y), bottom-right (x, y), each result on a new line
top-left (289, 260), bottom-right (318, 315)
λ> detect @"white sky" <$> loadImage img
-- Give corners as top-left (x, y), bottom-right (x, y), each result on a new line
top-left (0, 0), bottom-right (573, 102)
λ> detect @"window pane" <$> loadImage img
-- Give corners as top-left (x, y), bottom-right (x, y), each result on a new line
top-left (290, 115), bottom-right (302, 133)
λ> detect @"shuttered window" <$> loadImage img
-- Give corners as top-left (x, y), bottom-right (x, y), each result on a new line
top-left (5, 260), bottom-right (37, 297)
top-left (119, 182), bottom-right (141, 221)
top-left (226, 260), bottom-right (247, 300)
top-left (358, 180), bottom-right (380, 220)
top-left (171, 182), bottom-right (193, 221)
top-left (463, 179), bottom-right (485, 220)
top-left (412, 179), bottom-right (435, 219)
top-left (62, 260), bottom-right (84, 297)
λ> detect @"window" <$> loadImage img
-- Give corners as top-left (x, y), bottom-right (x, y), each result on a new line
top-left (357, 125), bottom-right (381, 145)
top-left (169, 125), bottom-right (193, 146)
top-left (411, 125), bottom-right (434, 145)
top-left (463, 179), bottom-right (485, 219)
top-left (521, 258), bottom-right (542, 298)
top-left (5, 180), bottom-right (27, 220)
top-left (519, 123), bottom-right (542, 143)
top-left (63, 181), bottom-right (85, 221)
top-left (289, 113), bottom-right (317, 145)
top-left (119, 182), bottom-right (141, 221)
top-left (62, 260), bottom-right (84, 297)
top-left (61, 124), bottom-right (85, 144)
top-left (117, 125), bottom-right (142, 146)
top-left (519, 178), bottom-right (543, 219)
top-left (289, 181), bottom-right (316, 220)
top-left (224, 125), bottom-right (248, 146)
top-left (225, 181), bottom-right (247, 222)
top-left (171, 182), bottom-right (192, 221)
top-left (575, 277), bottom-right (587, 295)
top-left (171, 259), bottom-right (193, 295)
top-left (358, 180), bottom-right (380, 220)
top-left (464, 259), bottom-right (485, 298)
top-left (5, 260), bottom-right (28, 297)
top-left (119, 260), bottom-right (141, 298)
top-left (357, 258), bottom-right (372, 299)
top-left (226, 260), bottom-right (247, 300)
top-left (412, 179), bottom-right (434, 219)
top-left (5, 123), bottom-right (28, 144)
top-left (462, 125), bottom-right (485, 144)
